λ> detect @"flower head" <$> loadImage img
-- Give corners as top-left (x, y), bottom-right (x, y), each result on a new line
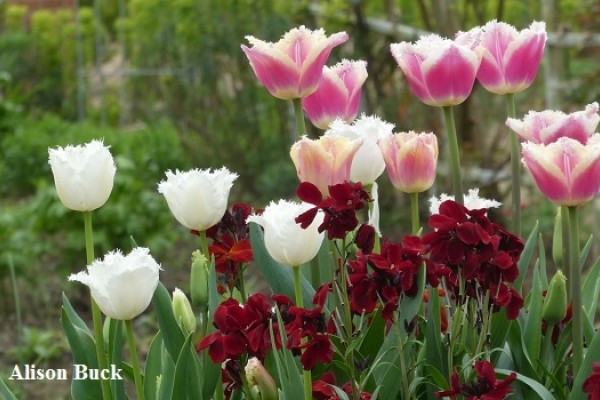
top-left (436, 361), bottom-right (517, 399)
top-left (325, 115), bottom-right (393, 184)
top-left (390, 34), bottom-right (481, 106)
top-left (242, 26), bottom-right (349, 99)
top-left (522, 135), bottom-right (600, 206)
top-left (290, 135), bottom-right (363, 196)
top-left (583, 363), bottom-right (600, 399)
top-left (247, 200), bottom-right (324, 266)
top-left (158, 167), bottom-right (238, 231)
top-left (69, 248), bottom-right (161, 320)
top-left (458, 20), bottom-right (547, 95)
top-left (48, 140), bottom-right (116, 212)
top-left (302, 59), bottom-right (368, 129)
top-left (379, 131), bottom-right (438, 193)
top-left (506, 103), bottom-right (600, 145)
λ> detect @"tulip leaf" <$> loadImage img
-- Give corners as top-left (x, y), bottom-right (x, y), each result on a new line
top-left (523, 260), bottom-right (544, 363)
top-left (62, 293), bottom-right (92, 334)
top-left (579, 234), bottom-right (594, 271)
top-left (425, 288), bottom-right (448, 378)
top-left (157, 344), bottom-right (176, 400)
top-left (582, 255), bottom-right (600, 322)
top-left (107, 318), bottom-right (126, 400)
top-left (398, 261), bottom-right (426, 334)
top-left (571, 328), bottom-right (600, 400)
top-left (200, 258), bottom-right (222, 399)
top-left (152, 282), bottom-right (185, 360)
top-left (496, 369), bottom-right (555, 400)
top-left (0, 377), bottom-right (18, 400)
top-left (268, 312), bottom-right (305, 400)
top-left (250, 223), bottom-right (315, 305)
top-left (144, 332), bottom-right (164, 400)
top-left (515, 221), bottom-right (539, 292)
top-left (171, 334), bottom-right (193, 400)
top-left (60, 307), bottom-right (103, 400)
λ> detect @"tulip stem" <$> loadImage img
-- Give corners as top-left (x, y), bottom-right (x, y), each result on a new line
top-left (84, 211), bottom-right (112, 400)
top-left (293, 267), bottom-right (313, 400)
top-left (410, 192), bottom-right (420, 235)
top-left (198, 230), bottom-right (211, 337)
top-left (561, 205), bottom-right (571, 298)
top-left (567, 206), bottom-right (583, 377)
top-left (442, 106), bottom-right (464, 204)
top-left (125, 320), bottom-right (145, 400)
top-left (292, 98), bottom-right (307, 137)
top-left (506, 93), bottom-right (521, 236)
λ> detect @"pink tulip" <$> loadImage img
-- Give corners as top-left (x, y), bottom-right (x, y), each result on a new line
top-left (302, 59), bottom-right (368, 129)
top-left (241, 26), bottom-right (349, 100)
top-left (458, 21), bottom-right (547, 95)
top-left (290, 135), bottom-right (363, 196)
top-left (522, 135), bottom-right (600, 206)
top-left (507, 103), bottom-right (600, 145)
top-left (390, 35), bottom-right (481, 107)
top-left (378, 131), bottom-right (439, 193)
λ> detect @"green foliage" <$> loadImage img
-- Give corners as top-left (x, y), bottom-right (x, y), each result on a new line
top-left (8, 327), bottom-right (67, 365)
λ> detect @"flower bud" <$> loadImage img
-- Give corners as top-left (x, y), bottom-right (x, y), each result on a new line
top-left (245, 357), bottom-right (278, 400)
top-left (172, 288), bottom-right (196, 336)
top-left (190, 251), bottom-right (209, 312)
top-left (542, 270), bottom-right (568, 326)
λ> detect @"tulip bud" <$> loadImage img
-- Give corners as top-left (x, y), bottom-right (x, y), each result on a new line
top-left (245, 357), bottom-right (278, 400)
top-left (542, 270), bottom-right (568, 326)
top-left (172, 288), bottom-right (196, 336)
top-left (190, 251), bottom-right (209, 312)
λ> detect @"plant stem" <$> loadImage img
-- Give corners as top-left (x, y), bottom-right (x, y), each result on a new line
top-left (442, 106), bottom-right (464, 204)
top-left (292, 98), bottom-right (307, 137)
top-left (410, 192), bottom-right (420, 235)
top-left (84, 211), bottom-right (112, 400)
top-left (567, 206), bottom-right (583, 377)
top-left (506, 93), bottom-right (521, 236)
top-left (198, 230), bottom-right (210, 337)
top-left (293, 267), bottom-right (312, 400)
top-left (8, 255), bottom-right (22, 359)
top-left (125, 320), bottom-right (145, 400)
top-left (561, 205), bottom-right (571, 298)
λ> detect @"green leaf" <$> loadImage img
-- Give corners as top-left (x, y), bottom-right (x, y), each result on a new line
top-left (60, 307), bottom-right (103, 400)
top-left (250, 223), bottom-right (314, 305)
top-left (571, 327), bottom-right (600, 400)
top-left (398, 262), bottom-right (426, 334)
top-left (0, 377), bottom-right (18, 400)
top-left (523, 261), bottom-right (544, 363)
top-left (156, 345), bottom-right (176, 400)
top-left (268, 310), bottom-right (304, 400)
top-left (171, 335), bottom-right (193, 400)
top-left (582, 255), bottom-right (600, 322)
top-left (144, 332), bottom-right (165, 400)
top-left (579, 234), bottom-right (594, 271)
top-left (201, 257), bottom-right (223, 399)
top-left (62, 293), bottom-right (92, 334)
top-left (107, 318), bottom-right (126, 400)
top-left (515, 221), bottom-right (539, 292)
top-left (425, 288), bottom-right (448, 379)
top-left (496, 369), bottom-right (555, 400)
top-left (151, 282), bottom-right (185, 360)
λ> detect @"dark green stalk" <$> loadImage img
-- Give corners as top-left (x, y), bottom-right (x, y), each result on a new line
top-left (442, 106), bottom-right (464, 204)
top-left (84, 211), bottom-right (112, 400)
top-left (567, 206), bottom-right (583, 377)
top-left (292, 98), bottom-right (307, 137)
top-left (125, 320), bottom-right (145, 400)
top-left (506, 94), bottom-right (521, 236)
top-left (561, 205), bottom-right (571, 298)
top-left (410, 192), bottom-right (420, 235)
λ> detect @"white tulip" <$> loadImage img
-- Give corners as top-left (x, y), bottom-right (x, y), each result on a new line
top-left (157, 167), bottom-right (238, 231)
top-left (325, 115), bottom-right (393, 184)
top-left (69, 247), bottom-right (161, 320)
top-left (247, 200), bottom-right (324, 267)
top-left (48, 140), bottom-right (116, 212)
top-left (429, 188), bottom-right (502, 215)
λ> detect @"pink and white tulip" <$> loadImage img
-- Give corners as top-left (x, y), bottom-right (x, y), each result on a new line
top-left (302, 59), bottom-right (368, 129)
top-left (241, 26), bottom-right (349, 100)
top-left (390, 35), bottom-right (481, 107)
top-left (522, 135), bottom-right (600, 206)
top-left (457, 20), bottom-right (547, 95)
top-left (378, 131), bottom-right (438, 193)
top-left (507, 103), bottom-right (600, 145)
top-left (290, 135), bottom-right (363, 196)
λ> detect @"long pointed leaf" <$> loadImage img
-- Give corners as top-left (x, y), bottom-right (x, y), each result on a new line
top-left (515, 221), bottom-right (539, 292)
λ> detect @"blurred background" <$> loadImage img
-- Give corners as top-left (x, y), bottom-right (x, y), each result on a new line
top-left (1, 0), bottom-right (599, 398)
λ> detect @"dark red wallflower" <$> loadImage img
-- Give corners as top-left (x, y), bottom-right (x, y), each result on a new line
top-left (296, 181), bottom-right (370, 240)
top-left (435, 360), bottom-right (516, 399)
top-left (583, 363), bottom-right (600, 400)
top-left (313, 372), bottom-right (372, 400)
top-left (422, 200), bottom-right (524, 320)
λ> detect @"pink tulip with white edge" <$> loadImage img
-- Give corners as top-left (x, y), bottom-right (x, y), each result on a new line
top-left (390, 35), bottom-right (482, 107)
top-left (242, 26), bottom-right (348, 100)
top-left (522, 135), bottom-right (600, 206)
top-left (302, 59), bottom-right (368, 129)
top-left (507, 103), bottom-right (600, 145)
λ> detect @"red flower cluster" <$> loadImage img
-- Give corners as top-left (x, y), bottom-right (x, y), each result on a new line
top-left (347, 236), bottom-right (444, 323)
top-left (422, 200), bottom-right (524, 319)
top-left (197, 288), bottom-right (334, 371)
top-left (435, 360), bottom-right (517, 399)
top-left (205, 203), bottom-right (254, 293)
top-left (583, 363), bottom-right (600, 400)
top-left (313, 372), bottom-right (372, 400)
top-left (296, 181), bottom-right (370, 239)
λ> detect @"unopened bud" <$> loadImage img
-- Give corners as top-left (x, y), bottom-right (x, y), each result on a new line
top-left (245, 357), bottom-right (278, 400)
top-left (542, 270), bottom-right (568, 326)
top-left (190, 250), bottom-right (209, 312)
top-left (172, 288), bottom-right (196, 335)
